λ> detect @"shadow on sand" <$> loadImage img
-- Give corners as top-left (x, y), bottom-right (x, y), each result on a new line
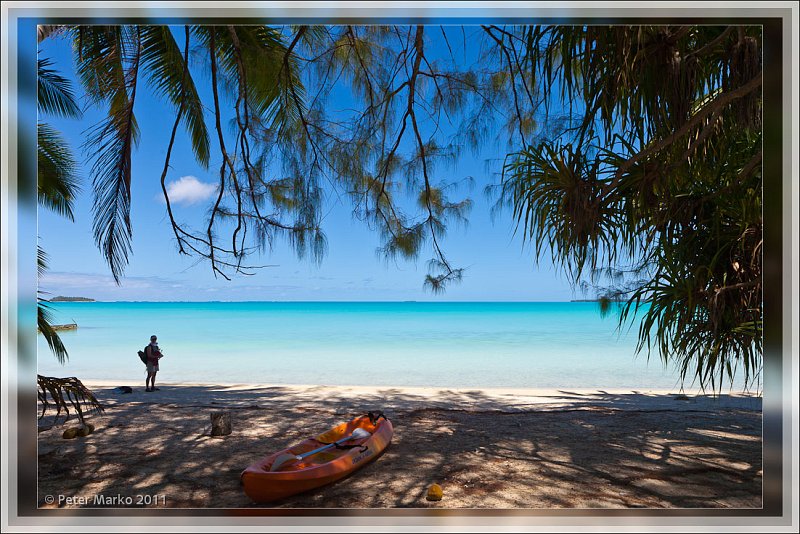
top-left (37, 385), bottom-right (762, 509)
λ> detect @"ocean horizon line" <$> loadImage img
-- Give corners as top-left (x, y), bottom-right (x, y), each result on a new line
top-left (48, 299), bottom-right (611, 304)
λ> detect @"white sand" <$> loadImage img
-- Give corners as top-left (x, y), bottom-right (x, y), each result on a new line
top-left (79, 379), bottom-right (762, 414)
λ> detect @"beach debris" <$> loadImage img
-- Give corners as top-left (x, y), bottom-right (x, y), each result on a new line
top-left (38, 322), bottom-right (77, 332)
top-left (38, 375), bottom-right (104, 428)
top-left (211, 412), bottom-right (232, 436)
top-left (426, 483), bottom-right (443, 501)
top-left (64, 422), bottom-right (95, 439)
top-left (674, 394), bottom-right (691, 401)
top-left (114, 386), bottom-right (133, 394)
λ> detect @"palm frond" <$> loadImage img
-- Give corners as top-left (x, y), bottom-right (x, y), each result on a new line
top-left (37, 58), bottom-right (82, 118)
top-left (37, 122), bottom-right (80, 220)
top-left (193, 25), bottom-right (304, 130)
top-left (37, 245), bottom-right (68, 364)
top-left (79, 26), bottom-right (142, 283)
top-left (87, 109), bottom-right (137, 284)
top-left (38, 25), bottom-right (65, 43)
top-left (140, 25), bottom-right (210, 167)
top-left (38, 375), bottom-right (104, 427)
top-left (74, 26), bottom-right (128, 105)
top-left (38, 245), bottom-right (48, 279)
top-left (38, 301), bottom-right (68, 365)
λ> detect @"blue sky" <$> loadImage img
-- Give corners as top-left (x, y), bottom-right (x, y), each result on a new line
top-left (36, 27), bottom-right (578, 302)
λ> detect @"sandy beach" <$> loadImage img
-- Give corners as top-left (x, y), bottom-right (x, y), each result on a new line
top-left (37, 381), bottom-right (763, 509)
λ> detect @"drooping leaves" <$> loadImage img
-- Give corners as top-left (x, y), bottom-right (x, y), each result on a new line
top-left (37, 375), bottom-right (104, 427)
top-left (37, 58), bottom-right (81, 118)
top-left (37, 122), bottom-right (80, 221)
top-left (504, 26), bottom-right (763, 392)
top-left (37, 247), bottom-right (68, 364)
top-left (76, 26), bottom-right (141, 284)
top-left (140, 25), bottom-right (210, 167)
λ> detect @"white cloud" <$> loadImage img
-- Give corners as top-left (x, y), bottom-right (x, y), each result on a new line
top-left (163, 176), bottom-right (217, 206)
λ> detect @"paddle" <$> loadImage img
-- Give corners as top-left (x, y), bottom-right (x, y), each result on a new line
top-left (269, 427), bottom-right (372, 472)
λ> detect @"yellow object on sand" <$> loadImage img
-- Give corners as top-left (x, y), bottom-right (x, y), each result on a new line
top-left (62, 427), bottom-right (78, 439)
top-left (426, 483), bottom-right (443, 501)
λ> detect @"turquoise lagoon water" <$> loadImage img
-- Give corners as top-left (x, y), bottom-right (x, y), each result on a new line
top-left (36, 301), bottom-right (745, 391)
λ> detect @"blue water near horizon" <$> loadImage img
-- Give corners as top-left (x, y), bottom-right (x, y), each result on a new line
top-left (36, 301), bottom-right (753, 392)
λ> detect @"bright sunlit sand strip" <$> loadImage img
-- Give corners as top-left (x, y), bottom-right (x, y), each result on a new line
top-left (76, 379), bottom-right (763, 413)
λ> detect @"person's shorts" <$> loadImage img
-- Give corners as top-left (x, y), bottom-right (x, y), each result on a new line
top-left (146, 363), bottom-right (159, 373)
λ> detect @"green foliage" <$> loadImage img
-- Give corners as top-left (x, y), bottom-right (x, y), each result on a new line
top-left (37, 24), bottom-right (766, 393)
top-left (37, 247), bottom-right (68, 365)
top-left (40, 25), bottom-right (763, 393)
top-left (37, 58), bottom-right (81, 118)
top-left (193, 25), bottom-right (301, 127)
top-left (36, 30), bottom-right (108, 426)
top-left (42, 24), bottom-right (547, 291)
top-left (37, 52), bottom-right (83, 365)
top-left (74, 26), bottom-right (139, 284)
top-left (503, 26), bottom-right (763, 391)
top-left (37, 123), bottom-right (79, 220)
top-left (140, 25), bottom-right (210, 167)
top-left (37, 54), bottom-right (81, 221)
top-left (504, 142), bottom-right (622, 280)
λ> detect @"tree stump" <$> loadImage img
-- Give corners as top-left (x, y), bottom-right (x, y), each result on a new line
top-left (210, 412), bottom-right (232, 436)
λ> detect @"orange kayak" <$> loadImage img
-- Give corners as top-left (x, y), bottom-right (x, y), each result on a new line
top-left (241, 411), bottom-right (393, 503)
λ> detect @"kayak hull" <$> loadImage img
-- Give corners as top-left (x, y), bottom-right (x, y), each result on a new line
top-left (241, 414), bottom-right (393, 503)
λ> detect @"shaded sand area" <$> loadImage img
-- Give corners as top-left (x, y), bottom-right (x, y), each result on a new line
top-left (37, 382), bottom-right (762, 509)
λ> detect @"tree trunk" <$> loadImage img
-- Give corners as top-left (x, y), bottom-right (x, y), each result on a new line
top-left (210, 411), bottom-right (232, 436)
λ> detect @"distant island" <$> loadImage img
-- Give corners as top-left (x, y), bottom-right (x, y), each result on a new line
top-left (49, 296), bottom-right (95, 302)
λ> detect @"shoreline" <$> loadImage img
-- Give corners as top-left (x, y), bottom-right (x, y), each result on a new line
top-left (70, 380), bottom-right (763, 415)
top-left (78, 378), bottom-right (763, 397)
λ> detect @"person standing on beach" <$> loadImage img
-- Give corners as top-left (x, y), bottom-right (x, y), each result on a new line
top-left (145, 335), bottom-right (164, 392)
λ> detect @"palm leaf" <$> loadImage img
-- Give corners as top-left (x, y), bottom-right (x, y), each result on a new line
top-left (38, 301), bottom-right (68, 365)
top-left (37, 122), bottom-right (80, 220)
top-left (74, 26), bottom-right (128, 105)
top-left (87, 103), bottom-right (137, 284)
top-left (38, 375), bottom-right (104, 427)
top-left (140, 25), bottom-right (210, 167)
top-left (37, 246), bottom-right (68, 364)
top-left (78, 26), bottom-right (141, 283)
top-left (37, 58), bottom-right (82, 118)
top-left (193, 25), bottom-right (304, 130)
top-left (38, 25), bottom-right (65, 43)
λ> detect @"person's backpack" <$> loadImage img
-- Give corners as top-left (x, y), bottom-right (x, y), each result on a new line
top-left (137, 346), bottom-right (148, 365)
